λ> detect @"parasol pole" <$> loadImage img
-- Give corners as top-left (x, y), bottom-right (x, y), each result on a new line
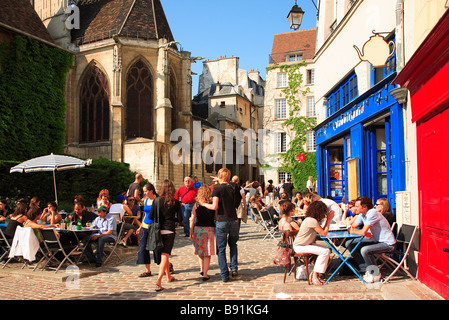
top-left (53, 169), bottom-right (58, 204)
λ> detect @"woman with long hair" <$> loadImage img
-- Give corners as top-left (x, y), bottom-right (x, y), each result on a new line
top-left (136, 183), bottom-right (158, 277)
top-left (375, 198), bottom-right (395, 226)
top-left (292, 200), bottom-right (334, 285)
top-left (190, 185), bottom-right (216, 281)
top-left (96, 189), bottom-right (111, 209)
top-left (150, 180), bottom-right (181, 292)
top-left (4, 201), bottom-right (28, 243)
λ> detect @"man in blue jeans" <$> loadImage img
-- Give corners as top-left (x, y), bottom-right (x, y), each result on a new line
top-left (84, 205), bottom-right (117, 267)
top-left (199, 168), bottom-right (239, 282)
top-left (346, 196), bottom-right (396, 283)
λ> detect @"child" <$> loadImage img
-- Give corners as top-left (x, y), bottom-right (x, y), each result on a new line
top-left (278, 201), bottom-right (300, 231)
top-left (190, 185), bottom-right (216, 281)
top-left (292, 201), bottom-right (334, 285)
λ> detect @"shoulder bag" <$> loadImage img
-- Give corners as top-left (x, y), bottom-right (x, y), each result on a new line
top-left (146, 198), bottom-right (164, 251)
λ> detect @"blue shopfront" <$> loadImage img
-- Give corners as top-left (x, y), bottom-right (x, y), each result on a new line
top-left (314, 72), bottom-right (406, 211)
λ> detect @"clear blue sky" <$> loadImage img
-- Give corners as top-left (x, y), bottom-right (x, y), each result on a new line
top-left (162, 0), bottom-right (317, 96)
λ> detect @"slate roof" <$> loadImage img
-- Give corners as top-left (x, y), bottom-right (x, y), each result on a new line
top-left (0, 0), bottom-right (54, 43)
top-left (270, 28), bottom-right (316, 64)
top-left (72, 0), bottom-right (175, 45)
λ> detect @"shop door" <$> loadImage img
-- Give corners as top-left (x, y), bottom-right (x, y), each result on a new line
top-left (418, 108), bottom-right (449, 299)
top-left (366, 122), bottom-right (394, 208)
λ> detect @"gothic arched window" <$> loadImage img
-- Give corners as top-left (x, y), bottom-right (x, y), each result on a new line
top-left (126, 60), bottom-right (154, 139)
top-left (80, 65), bottom-right (110, 143)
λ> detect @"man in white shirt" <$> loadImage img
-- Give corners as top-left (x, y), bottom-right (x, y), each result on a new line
top-left (347, 196), bottom-right (396, 283)
top-left (304, 193), bottom-right (342, 223)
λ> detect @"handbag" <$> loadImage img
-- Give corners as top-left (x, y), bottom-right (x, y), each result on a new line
top-left (146, 198), bottom-right (164, 251)
top-left (273, 242), bottom-right (292, 266)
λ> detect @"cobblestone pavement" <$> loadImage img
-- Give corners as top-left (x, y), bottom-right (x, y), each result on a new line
top-left (0, 221), bottom-right (444, 302)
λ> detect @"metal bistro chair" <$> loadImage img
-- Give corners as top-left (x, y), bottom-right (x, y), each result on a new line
top-left (259, 209), bottom-right (278, 241)
top-left (38, 228), bottom-right (81, 273)
top-left (375, 223), bottom-right (419, 283)
top-left (103, 213), bottom-right (126, 264)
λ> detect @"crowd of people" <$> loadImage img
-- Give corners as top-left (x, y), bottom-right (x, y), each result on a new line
top-left (0, 171), bottom-right (397, 289)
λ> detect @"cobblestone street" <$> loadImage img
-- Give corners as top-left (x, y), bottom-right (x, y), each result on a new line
top-left (0, 221), bottom-right (443, 304)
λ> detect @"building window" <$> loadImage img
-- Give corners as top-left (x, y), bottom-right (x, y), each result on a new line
top-left (126, 60), bottom-right (154, 139)
top-left (306, 131), bottom-right (316, 152)
top-left (277, 72), bottom-right (288, 88)
top-left (288, 53), bottom-right (303, 61)
top-left (278, 172), bottom-right (292, 184)
top-left (306, 69), bottom-right (315, 84)
top-left (275, 99), bottom-right (287, 119)
top-left (307, 96), bottom-right (316, 117)
top-left (277, 132), bottom-right (287, 153)
top-left (326, 71), bottom-right (358, 117)
top-left (372, 36), bottom-right (396, 85)
top-left (80, 65), bottom-right (110, 143)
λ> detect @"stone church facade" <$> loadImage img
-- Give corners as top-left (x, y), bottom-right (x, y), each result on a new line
top-left (33, 0), bottom-right (194, 188)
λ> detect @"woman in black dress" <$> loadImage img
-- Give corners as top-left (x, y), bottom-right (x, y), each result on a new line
top-left (150, 179), bottom-right (181, 292)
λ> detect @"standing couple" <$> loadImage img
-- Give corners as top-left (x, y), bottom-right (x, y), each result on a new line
top-left (199, 168), bottom-right (240, 282)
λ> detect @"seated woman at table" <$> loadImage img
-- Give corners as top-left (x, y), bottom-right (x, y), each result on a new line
top-left (250, 193), bottom-right (279, 223)
top-left (96, 189), bottom-right (111, 210)
top-left (24, 206), bottom-right (60, 242)
top-left (278, 201), bottom-right (300, 231)
top-left (292, 201), bottom-right (334, 286)
top-left (4, 201), bottom-right (28, 244)
top-left (39, 201), bottom-right (62, 225)
top-left (0, 199), bottom-right (11, 221)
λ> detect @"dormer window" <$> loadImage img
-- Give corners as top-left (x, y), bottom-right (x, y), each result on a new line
top-left (288, 53), bottom-right (303, 61)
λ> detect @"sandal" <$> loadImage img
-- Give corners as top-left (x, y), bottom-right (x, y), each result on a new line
top-left (155, 285), bottom-right (164, 292)
top-left (168, 277), bottom-right (177, 282)
top-left (138, 272), bottom-right (152, 277)
top-left (309, 272), bottom-right (323, 286)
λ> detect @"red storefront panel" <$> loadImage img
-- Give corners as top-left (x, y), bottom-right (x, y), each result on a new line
top-left (395, 10), bottom-right (449, 299)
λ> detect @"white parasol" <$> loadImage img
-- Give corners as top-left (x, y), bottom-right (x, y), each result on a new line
top-left (10, 153), bottom-right (92, 203)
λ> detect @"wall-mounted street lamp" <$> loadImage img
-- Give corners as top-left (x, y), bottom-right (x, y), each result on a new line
top-left (287, 0), bottom-right (318, 30)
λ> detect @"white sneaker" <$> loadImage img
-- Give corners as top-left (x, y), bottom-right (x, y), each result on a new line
top-left (363, 271), bottom-right (381, 283)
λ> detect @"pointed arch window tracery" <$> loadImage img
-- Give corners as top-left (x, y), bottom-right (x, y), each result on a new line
top-left (80, 65), bottom-right (110, 143)
top-left (126, 60), bottom-right (154, 139)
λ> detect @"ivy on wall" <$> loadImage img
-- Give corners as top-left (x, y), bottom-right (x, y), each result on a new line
top-left (268, 62), bottom-right (317, 192)
top-left (0, 35), bottom-right (73, 161)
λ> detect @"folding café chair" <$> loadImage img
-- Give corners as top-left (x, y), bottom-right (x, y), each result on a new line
top-left (0, 228), bottom-right (11, 264)
top-left (375, 223), bottom-right (419, 283)
top-left (103, 215), bottom-right (126, 264)
top-left (38, 228), bottom-right (81, 273)
top-left (250, 207), bottom-right (263, 232)
top-left (259, 209), bottom-right (278, 241)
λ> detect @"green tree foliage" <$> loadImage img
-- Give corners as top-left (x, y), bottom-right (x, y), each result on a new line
top-left (0, 35), bottom-right (73, 161)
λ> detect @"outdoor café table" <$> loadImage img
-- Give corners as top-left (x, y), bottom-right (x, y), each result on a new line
top-left (57, 227), bottom-right (98, 243)
top-left (319, 230), bottom-right (366, 284)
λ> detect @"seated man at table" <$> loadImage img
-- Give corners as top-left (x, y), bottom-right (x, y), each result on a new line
top-left (84, 205), bottom-right (117, 267)
top-left (346, 196), bottom-right (396, 283)
top-left (71, 201), bottom-right (97, 227)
